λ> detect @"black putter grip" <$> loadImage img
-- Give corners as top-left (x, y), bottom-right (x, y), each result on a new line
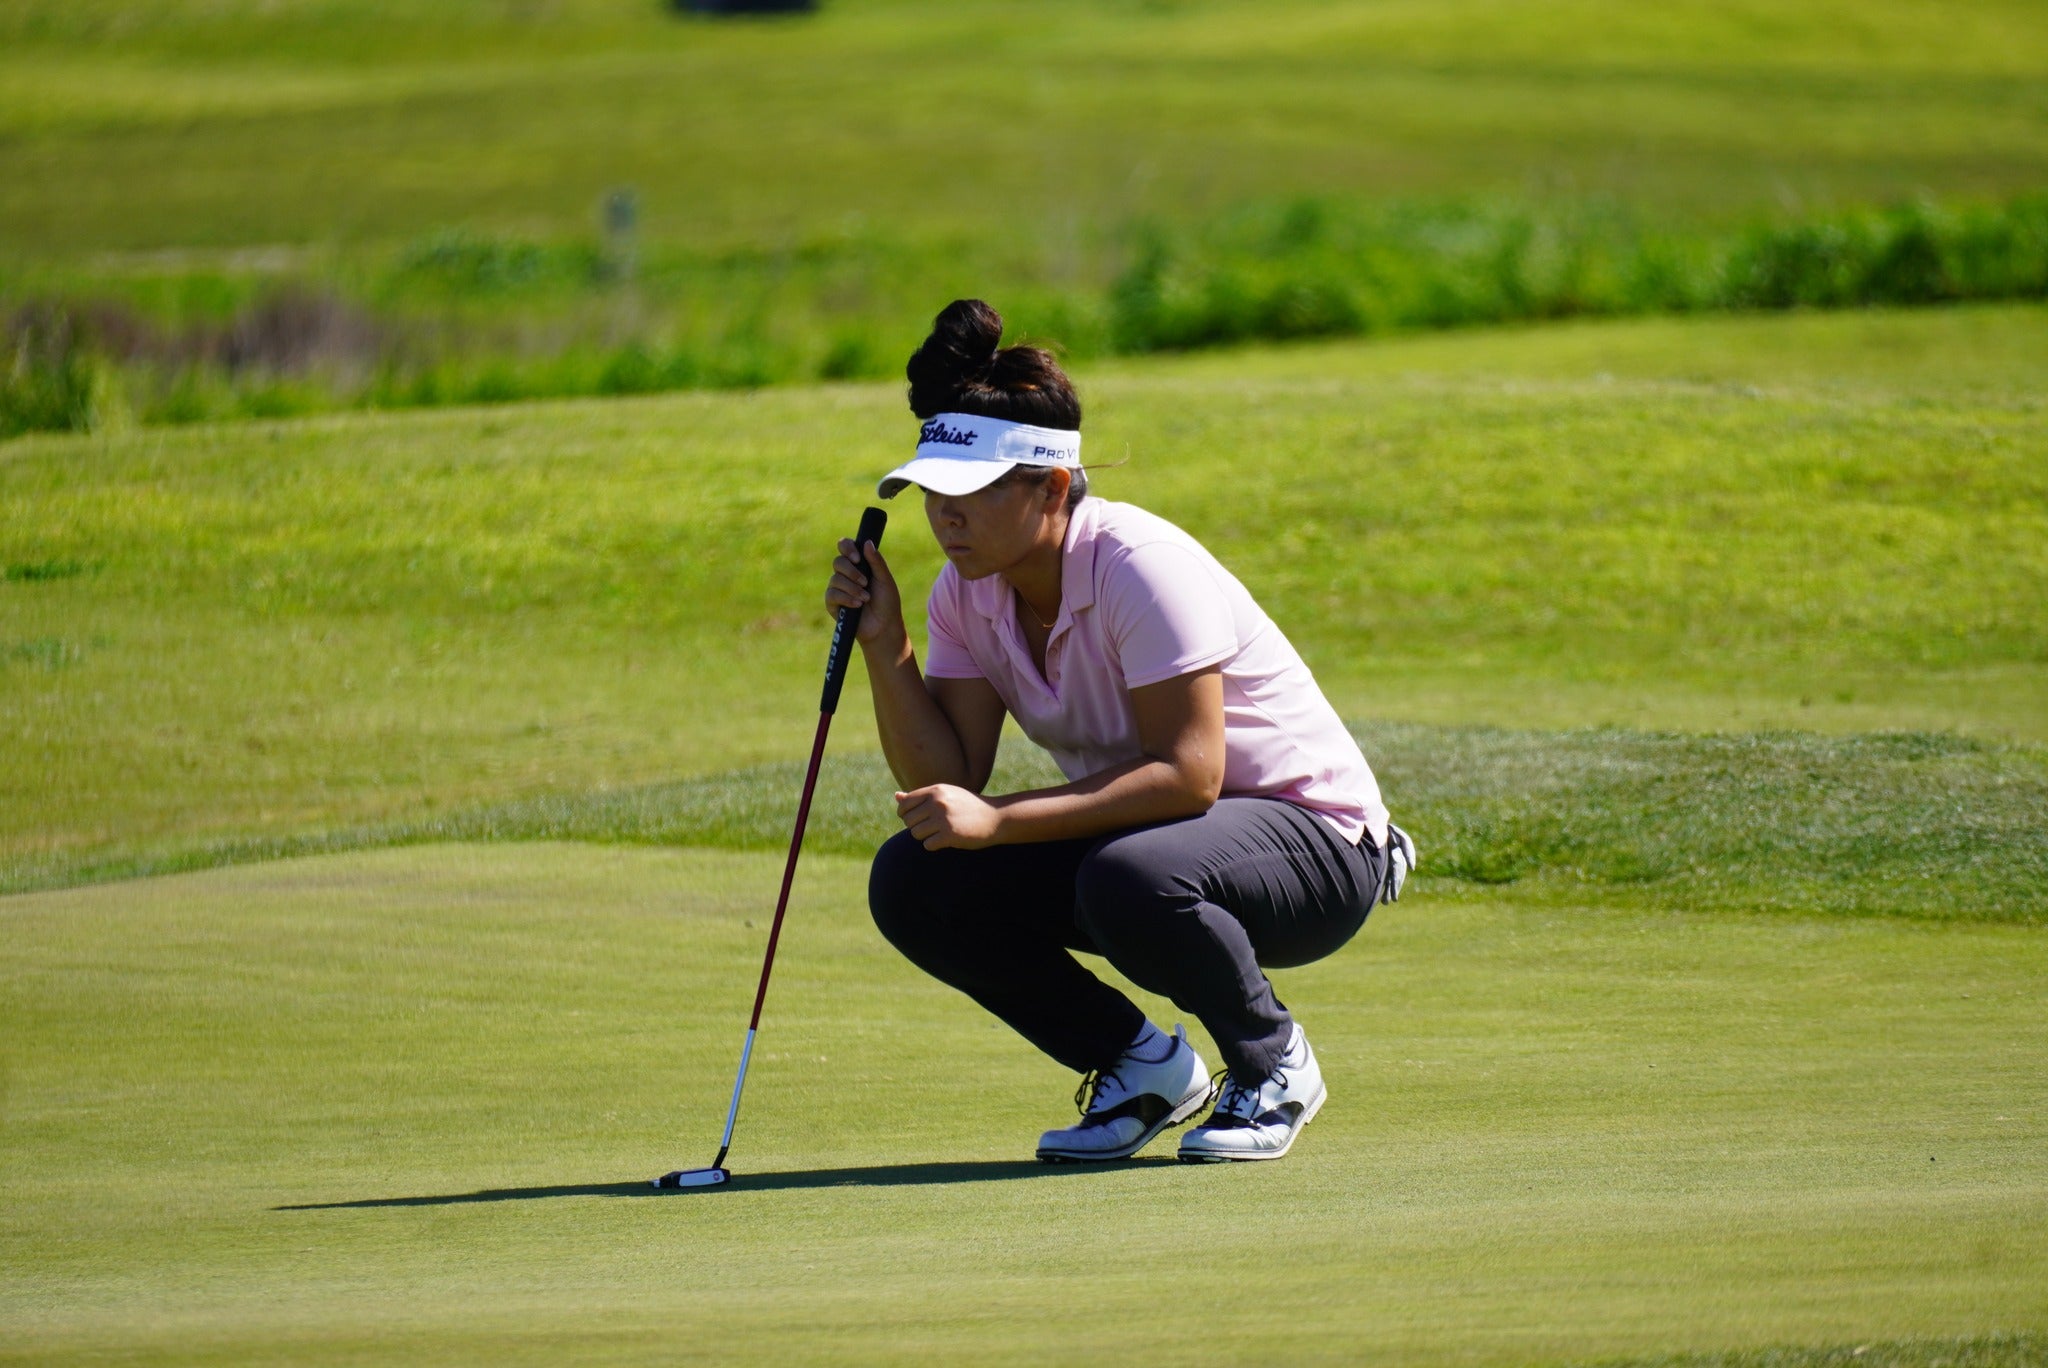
top-left (819, 506), bottom-right (888, 715)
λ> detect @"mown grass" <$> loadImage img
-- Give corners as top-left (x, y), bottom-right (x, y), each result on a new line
top-left (5, 304), bottom-right (2044, 889)
top-left (3, 844), bottom-right (2044, 1363)
top-left (5, 0), bottom-right (2046, 259)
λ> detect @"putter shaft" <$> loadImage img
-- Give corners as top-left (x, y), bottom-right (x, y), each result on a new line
top-left (658, 508), bottom-right (884, 1189)
top-left (709, 707), bottom-right (833, 1173)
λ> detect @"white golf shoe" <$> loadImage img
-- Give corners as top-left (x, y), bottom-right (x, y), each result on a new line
top-left (1383, 822), bottom-right (1418, 904)
top-left (1037, 1024), bottom-right (1217, 1163)
top-left (1177, 1023), bottom-right (1326, 1162)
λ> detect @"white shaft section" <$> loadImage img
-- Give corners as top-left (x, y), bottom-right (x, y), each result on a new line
top-left (719, 1028), bottom-right (757, 1152)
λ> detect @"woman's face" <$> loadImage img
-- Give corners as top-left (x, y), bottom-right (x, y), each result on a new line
top-left (922, 473), bottom-right (1063, 581)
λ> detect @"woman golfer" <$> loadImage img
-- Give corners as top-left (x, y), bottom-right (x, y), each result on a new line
top-left (826, 300), bottom-right (1413, 1163)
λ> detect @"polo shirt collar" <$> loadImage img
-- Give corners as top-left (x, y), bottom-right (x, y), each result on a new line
top-left (1060, 496), bottom-right (1101, 617)
top-left (961, 497), bottom-right (1101, 631)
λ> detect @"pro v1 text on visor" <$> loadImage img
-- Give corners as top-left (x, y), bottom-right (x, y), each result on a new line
top-left (877, 411), bottom-right (1082, 499)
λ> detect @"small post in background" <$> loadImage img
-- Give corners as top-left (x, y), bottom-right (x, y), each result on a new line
top-left (602, 186), bottom-right (639, 283)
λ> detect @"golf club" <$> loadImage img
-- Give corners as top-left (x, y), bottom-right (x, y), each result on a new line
top-left (655, 505), bottom-right (888, 1191)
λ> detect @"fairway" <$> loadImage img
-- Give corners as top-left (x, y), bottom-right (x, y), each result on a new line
top-left (7, 304), bottom-right (2046, 893)
top-left (3, 843), bottom-right (2044, 1365)
top-left (7, 0), bottom-right (2045, 259)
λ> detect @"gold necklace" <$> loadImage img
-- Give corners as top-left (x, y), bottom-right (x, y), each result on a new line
top-left (1017, 591), bottom-right (1059, 631)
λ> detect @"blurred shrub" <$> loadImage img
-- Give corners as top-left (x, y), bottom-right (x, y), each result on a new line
top-left (1109, 194), bottom-right (2048, 354)
top-left (2, 305), bottom-right (107, 439)
top-left (1721, 199), bottom-right (2048, 310)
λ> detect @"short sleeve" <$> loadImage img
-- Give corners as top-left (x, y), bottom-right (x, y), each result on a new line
top-left (1098, 541), bottom-right (1237, 689)
top-left (922, 571), bottom-right (985, 680)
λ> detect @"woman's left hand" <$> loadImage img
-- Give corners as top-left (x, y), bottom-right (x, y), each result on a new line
top-left (895, 784), bottom-right (1004, 850)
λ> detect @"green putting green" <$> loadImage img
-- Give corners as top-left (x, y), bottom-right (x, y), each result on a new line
top-left (3, 843), bottom-right (2043, 1363)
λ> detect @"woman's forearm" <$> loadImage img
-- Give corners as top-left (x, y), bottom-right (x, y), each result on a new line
top-left (987, 756), bottom-right (1216, 845)
top-left (862, 628), bottom-right (976, 791)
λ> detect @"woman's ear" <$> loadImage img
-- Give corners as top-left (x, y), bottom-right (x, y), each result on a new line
top-left (1044, 466), bottom-right (1073, 509)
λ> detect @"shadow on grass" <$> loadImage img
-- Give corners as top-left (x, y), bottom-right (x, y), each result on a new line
top-left (276, 1158), bottom-right (1164, 1209)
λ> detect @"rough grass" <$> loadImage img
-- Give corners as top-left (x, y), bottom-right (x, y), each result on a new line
top-left (3, 844), bottom-right (2044, 1364)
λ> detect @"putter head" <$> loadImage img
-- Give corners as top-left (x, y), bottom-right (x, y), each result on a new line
top-left (653, 1167), bottom-right (729, 1191)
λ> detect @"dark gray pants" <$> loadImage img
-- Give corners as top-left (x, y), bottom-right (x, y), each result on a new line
top-left (868, 797), bottom-right (1384, 1084)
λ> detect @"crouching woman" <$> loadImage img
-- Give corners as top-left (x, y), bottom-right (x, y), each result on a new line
top-left (826, 299), bottom-right (1414, 1164)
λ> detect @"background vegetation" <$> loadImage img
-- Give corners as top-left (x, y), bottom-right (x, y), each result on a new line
top-left (11, 194), bottom-right (2048, 435)
top-left (7, 0), bottom-right (2048, 431)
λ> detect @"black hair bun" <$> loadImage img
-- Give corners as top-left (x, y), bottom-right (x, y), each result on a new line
top-left (906, 299), bottom-right (1003, 419)
top-left (902, 298), bottom-right (1081, 431)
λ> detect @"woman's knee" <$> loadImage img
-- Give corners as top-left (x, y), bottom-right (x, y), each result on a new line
top-left (867, 828), bottom-right (941, 948)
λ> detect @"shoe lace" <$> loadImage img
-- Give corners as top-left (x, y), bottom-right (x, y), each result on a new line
top-left (1075, 1029), bottom-right (1184, 1118)
top-left (1073, 1068), bottom-right (1128, 1119)
top-left (1208, 1068), bottom-right (1241, 1115)
top-left (1213, 1064), bottom-right (1286, 1121)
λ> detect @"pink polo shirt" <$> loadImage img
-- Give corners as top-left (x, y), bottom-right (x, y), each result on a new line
top-left (922, 497), bottom-right (1388, 848)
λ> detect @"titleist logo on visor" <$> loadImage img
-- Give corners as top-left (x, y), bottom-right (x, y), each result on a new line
top-left (919, 419), bottom-right (980, 448)
top-left (880, 412), bottom-right (1084, 495)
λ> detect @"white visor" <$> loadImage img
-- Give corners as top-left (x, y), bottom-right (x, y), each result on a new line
top-left (878, 412), bottom-right (1082, 498)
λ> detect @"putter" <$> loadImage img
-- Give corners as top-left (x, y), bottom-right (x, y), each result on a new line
top-left (656, 505), bottom-right (888, 1191)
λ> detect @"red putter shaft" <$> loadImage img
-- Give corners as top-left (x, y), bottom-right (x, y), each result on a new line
top-left (749, 708), bottom-right (833, 1032)
top-left (658, 506), bottom-right (887, 1190)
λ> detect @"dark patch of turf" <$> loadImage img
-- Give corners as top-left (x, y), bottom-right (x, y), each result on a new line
top-left (1, 557), bottom-right (91, 582)
top-left (0, 636), bottom-right (85, 669)
top-left (1368, 724), bottom-right (2048, 919)
top-left (10, 724), bottom-right (2044, 923)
